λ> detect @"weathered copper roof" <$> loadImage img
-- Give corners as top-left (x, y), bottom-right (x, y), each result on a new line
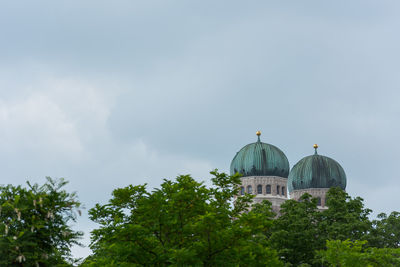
top-left (288, 148), bottom-right (346, 192)
top-left (230, 135), bottom-right (290, 178)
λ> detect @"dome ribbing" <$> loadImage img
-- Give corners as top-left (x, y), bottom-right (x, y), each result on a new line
top-left (230, 134), bottom-right (289, 178)
top-left (288, 148), bottom-right (346, 193)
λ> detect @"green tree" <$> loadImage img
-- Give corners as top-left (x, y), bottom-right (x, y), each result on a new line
top-left (368, 211), bottom-right (400, 248)
top-left (318, 239), bottom-right (400, 267)
top-left (84, 171), bottom-right (283, 266)
top-left (269, 188), bottom-right (373, 266)
top-left (0, 177), bottom-right (82, 266)
top-left (319, 187), bottom-right (372, 242)
top-left (269, 193), bottom-right (322, 266)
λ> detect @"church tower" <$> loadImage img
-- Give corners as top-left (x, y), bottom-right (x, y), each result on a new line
top-left (231, 131), bottom-right (290, 213)
top-left (288, 144), bottom-right (347, 209)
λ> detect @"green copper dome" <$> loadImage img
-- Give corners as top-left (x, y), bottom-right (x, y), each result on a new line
top-left (288, 146), bottom-right (346, 193)
top-left (230, 132), bottom-right (290, 178)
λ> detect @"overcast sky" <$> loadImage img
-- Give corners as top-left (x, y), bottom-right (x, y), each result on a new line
top-left (1, 1), bottom-right (400, 259)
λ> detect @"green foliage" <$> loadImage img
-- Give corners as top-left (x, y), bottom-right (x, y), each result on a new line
top-left (83, 171), bottom-right (283, 266)
top-left (269, 193), bottom-right (322, 266)
top-left (81, 172), bottom-right (399, 266)
top-left (270, 188), bottom-right (374, 266)
top-left (318, 239), bottom-right (400, 267)
top-left (319, 187), bottom-right (372, 242)
top-left (0, 171), bottom-right (398, 266)
top-left (368, 211), bottom-right (400, 248)
top-left (0, 177), bottom-right (82, 266)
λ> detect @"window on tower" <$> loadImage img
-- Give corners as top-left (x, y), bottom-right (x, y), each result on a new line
top-left (240, 187), bottom-right (245, 195)
top-left (317, 197), bottom-right (322, 206)
top-left (281, 186), bottom-right (285, 196)
top-left (266, 185), bottom-right (271, 194)
top-left (257, 185), bottom-right (262, 194)
top-left (247, 185), bottom-right (252, 194)
top-left (276, 185), bottom-right (280, 195)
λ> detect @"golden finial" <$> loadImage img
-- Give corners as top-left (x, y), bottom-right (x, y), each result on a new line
top-left (313, 144), bottom-right (318, 155)
top-left (256, 131), bottom-right (261, 142)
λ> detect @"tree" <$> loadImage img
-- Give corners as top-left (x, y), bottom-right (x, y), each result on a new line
top-left (269, 193), bottom-right (322, 266)
top-left (318, 239), bottom-right (400, 267)
top-left (0, 177), bottom-right (82, 266)
top-left (319, 187), bottom-right (372, 242)
top-left (269, 188), bottom-right (373, 266)
top-left (83, 171), bottom-right (283, 266)
top-left (368, 211), bottom-right (400, 248)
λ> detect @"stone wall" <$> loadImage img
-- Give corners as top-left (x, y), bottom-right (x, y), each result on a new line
top-left (290, 188), bottom-right (330, 209)
top-left (238, 177), bottom-right (337, 212)
top-left (239, 176), bottom-right (288, 213)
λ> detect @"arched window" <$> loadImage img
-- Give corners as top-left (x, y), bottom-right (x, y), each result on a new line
top-left (281, 186), bottom-right (285, 196)
top-left (266, 185), bottom-right (271, 194)
top-left (276, 185), bottom-right (280, 195)
top-left (240, 187), bottom-right (245, 195)
top-left (257, 185), bottom-right (262, 194)
top-left (247, 185), bottom-right (252, 194)
top-left (317, 197), bottom-right (321, 206)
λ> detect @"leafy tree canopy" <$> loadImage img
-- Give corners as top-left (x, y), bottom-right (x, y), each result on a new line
top-left (0, 177), bottom-right (82, 266)
top-left (270, 187), bottom-right (374, 266)
top-left (2, 172), bottom-right (400, 266)
top-left (269, 193), bottom-right (322, 266)
top-left (319, 187), bottom-right (372, 242)
top-left (83, 171), bottom-right (283, 266)
top-left (318, 239), bottom-right (400, 267)
top-left (368, 211), bottom-right (400, 249)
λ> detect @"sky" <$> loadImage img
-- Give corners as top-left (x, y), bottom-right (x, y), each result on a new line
top-left (1, 0), bottom-right (400, 259)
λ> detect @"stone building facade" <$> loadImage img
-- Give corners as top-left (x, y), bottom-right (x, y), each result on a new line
top-left (239, 176), bottom-right (288, 213)
top-left (289, 188), bottom-right (329, 209)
